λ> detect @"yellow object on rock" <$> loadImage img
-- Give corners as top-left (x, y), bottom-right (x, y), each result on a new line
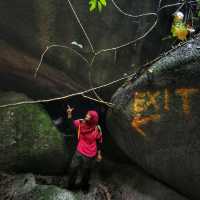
top-left (171, 11), bottom-right (188, 41)
top-left (171, 23), bottom-right (188, 40)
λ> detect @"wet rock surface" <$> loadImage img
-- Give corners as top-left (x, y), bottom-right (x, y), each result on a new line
top-left (0, 1), bottom-right (200, 199)
top-left (0, 0), bottom-right (175, 100)
top-left (0, 92), bottom-right (66, 174)
top-left (0, 159), bottom-right (189, 200)
top-left (107, 36), bottom-right (200, 199)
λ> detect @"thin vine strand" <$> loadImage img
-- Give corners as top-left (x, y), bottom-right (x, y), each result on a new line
top-left (0, 73), bottom-right (135, 108)
top-left (65, 0), bottom-right (95, 53)
top-left (34, 44), bottom-right (89, 78)
top-left (5, 0), bottom-right (198, 109)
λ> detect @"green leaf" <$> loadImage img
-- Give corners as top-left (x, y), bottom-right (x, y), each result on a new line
top-left (89, 0), bottom-right (96, 12)
top-left (88, 0), bottom-right (107, 13)
top-left (100, 0), bottom-right (106, 7)
top-left (198, 10), bottom-right (200, 17)
top-left (98, 1), bottom-right (102, 12)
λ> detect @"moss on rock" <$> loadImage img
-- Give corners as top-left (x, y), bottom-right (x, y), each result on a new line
top-left (0, 92), bottom-right (67, 174)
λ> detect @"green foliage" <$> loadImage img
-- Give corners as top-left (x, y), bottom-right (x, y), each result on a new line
top-left (98, 1), bottom-right (102, 12)
top-left (89, 0), bottom-right (96, 12)
top-left (197, 0), bottom-right (200, 16)
top-left (89, 0), bottom-right (107, 12)
top-left (171, 21), bottom-right (188, 41)
top-left (100, 0), bottom-right (106, 6)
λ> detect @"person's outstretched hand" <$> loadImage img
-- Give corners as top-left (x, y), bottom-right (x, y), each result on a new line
top-left (66, 105), bottom-right (74, 118)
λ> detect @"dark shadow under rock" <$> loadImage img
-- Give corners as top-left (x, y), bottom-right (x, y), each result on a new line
top-left (34, 159), bottom-right (189, 200)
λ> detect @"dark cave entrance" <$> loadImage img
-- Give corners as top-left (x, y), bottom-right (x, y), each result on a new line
top-left (41, 95), bottom-right (131, 164)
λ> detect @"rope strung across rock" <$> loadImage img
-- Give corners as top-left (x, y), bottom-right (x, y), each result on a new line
top-left (1, 0), bottom-right (198, 108)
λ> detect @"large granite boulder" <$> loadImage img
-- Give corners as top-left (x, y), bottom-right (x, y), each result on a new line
top-left (0, 160), bottom-right (189, 200)
top-left (0, 92), bottom-right (67, 174)
top-left (0, 0), bottom-right (176, 99)
top-left (107, 36), bottom-right (200, 199)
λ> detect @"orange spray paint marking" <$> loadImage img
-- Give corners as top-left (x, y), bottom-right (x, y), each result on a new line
top-left (164, 89), bottom-right (170, 112)
top-left (132, 88), bottom-right (199, 136)
top-left (176, 88), bottom-right (199, 114)
top-left (132, 91), bottom-right (161, 136)
top-left (132, 92), bottom-right (147, 113)
top-left (146, 91), bottom-right (160, 111)
top-left (132, 114), bottom-right (160, 136)
top-left (133, 91), bottom-right (160, 114)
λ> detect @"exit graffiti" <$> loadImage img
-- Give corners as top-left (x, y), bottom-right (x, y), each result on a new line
top-left (131, 88), bottom-right (199, 136)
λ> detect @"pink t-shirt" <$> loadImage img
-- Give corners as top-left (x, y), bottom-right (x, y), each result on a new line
top-left (74, 119), bottom-right (102, 158)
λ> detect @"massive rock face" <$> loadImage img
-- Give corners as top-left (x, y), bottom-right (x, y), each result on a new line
top-left (0, 92), bottom-right (66, 174)
top-left (107, 36), bottom-right (200, 199)
top-left (0, 0), bottom-right (175, 100)
top-left (1, 0), bottom-right (200, 199)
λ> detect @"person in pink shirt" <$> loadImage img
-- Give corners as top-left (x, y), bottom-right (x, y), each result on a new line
top-left (66, 105), bottom-right (103, 192)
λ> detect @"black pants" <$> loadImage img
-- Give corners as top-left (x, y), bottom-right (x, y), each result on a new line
top-left (68, 151), bottom-right (95, 190)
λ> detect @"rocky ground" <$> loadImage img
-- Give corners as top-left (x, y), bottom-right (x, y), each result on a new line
top-left (0, 91), bottom-right (192, 200)
top-left (0, 159), bottom-right (189, 200)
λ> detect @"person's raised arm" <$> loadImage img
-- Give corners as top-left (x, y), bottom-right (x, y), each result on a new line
top-left (65, 104), bottom-right (75, 136)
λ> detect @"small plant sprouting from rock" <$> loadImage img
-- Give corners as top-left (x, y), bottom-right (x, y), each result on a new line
top-left (89, 0), bottom-right (107, 12)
